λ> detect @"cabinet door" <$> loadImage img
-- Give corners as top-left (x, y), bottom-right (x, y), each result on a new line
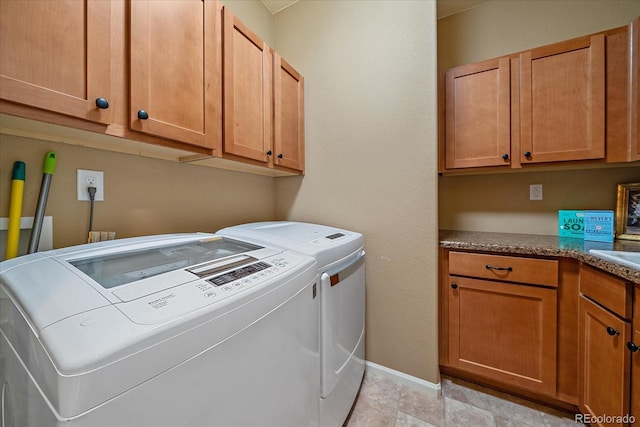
top-left (0, 0), bottom-right (112, 124)
top-left (274, 54), bottom-right (304, 172)
top-left (632, 18), bottom-right (640, 158)
top-left (130, 0), bottom-right (221, 150)
top-left (632, 329), bottom-right (640, 423)
top-left (448, 276), bottom-right (557, 395)
top-left (520, 35), bottom-right (605, 163)
top-left (578, 296), bottom-right (631, 426)
top-left (632, 285), bottom-right (640, 422)
top-left (223, 9), bottom-right (272, 164)
top-left (444, 57), bottom-right (511, 169)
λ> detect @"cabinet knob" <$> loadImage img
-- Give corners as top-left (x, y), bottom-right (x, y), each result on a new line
top-left (277, 153), bottom-right (283, 159)
top-left (266, 150), bottom-right (272, 156)
top-left (451, 283), bottom-right (458, 289)
top-left (524, 151), bottom-right (532, 158)
top-left (137, 110), bottom-right (149, 120)
top-left (606, 326), bottom-right (620, 336)
top-left (95, 97), bottom-right (109, 109)
top-left (628, 342), bottom-right (639, 352)
top-left (502, 153), bottom-right (509, 160)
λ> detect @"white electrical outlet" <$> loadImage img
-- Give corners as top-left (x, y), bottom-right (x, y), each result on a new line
top-left (77, 169), bottom-right (104, 201)
top-left (529, 184), bottom-right (543, 201)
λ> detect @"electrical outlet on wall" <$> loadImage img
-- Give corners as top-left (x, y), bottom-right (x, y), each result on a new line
top-left (77, 169), bottom-right (104, 201)
top-left (529, 184), bottom-right (543, 201)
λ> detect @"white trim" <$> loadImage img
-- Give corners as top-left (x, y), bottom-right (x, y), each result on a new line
top-left (365, 361), bottom-right (442, 396)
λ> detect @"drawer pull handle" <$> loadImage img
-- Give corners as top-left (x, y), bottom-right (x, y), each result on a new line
top-left (451, 283), bottom-right (458, 289)
top-left (607, 326), bottom-right (620, 336)
top-left (628, 342), bottom-right (639, 352)
top-left (485, 264), bottom-right (513, 272)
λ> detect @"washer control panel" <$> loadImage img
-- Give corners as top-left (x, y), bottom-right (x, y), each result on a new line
top-left (116, 254), bottom-right (304, 325)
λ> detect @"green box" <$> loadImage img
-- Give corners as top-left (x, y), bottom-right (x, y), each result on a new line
top-left (558, 210), bottom-right (584, 238)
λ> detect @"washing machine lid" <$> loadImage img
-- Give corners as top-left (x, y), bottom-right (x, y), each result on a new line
top-left (218, 221), bottom-right (364, 269)
top-left (0, 233), bottom-right (271, 334)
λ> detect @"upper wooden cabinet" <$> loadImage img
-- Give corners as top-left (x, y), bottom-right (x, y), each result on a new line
top-left (223, 9), bottom-right (273, 166)
top-left (0, 0), bottom-right (304, 176)
top-left (633, 17), bottom-right (640, 159)
top-left (440, 19), bottom-right (639, 174)
top-left (222, 10), bottom-right (305, 174)
top-left (444, 57), bottom-right (511, 169)
top-left (129, 0), bottom-right (222, 151)
top-left (274, 54), bottom-right (305, 172)
top-left (0, 0), bottom-right (113, 124)
top-left (520, 35), bottom-right (605, 164)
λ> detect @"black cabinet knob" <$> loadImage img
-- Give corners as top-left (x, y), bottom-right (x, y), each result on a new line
top-left (628, 342), bottom-right (639, 352)
top-left (606, 326), bottom-right (620, 336)
top-left (451, 283), bottom-right (458, 289)
top-left (95, 97), bottom-right (109, 109)
top-left (137, 110), bottom-right (149, 120)
top-left (266, 150), bottom-right (272, 156)
top-left (524, 151), bottom-right (532, 157)
top-left (502, 153), bottom-right (509, 160)
top-left (277, 154), bottom-right (283, 159)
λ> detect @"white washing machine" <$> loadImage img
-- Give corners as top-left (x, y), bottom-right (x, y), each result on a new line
top-left (217, 222), bottom-right (366, 427)
top-left (0, 233), bottom-right (320, 427)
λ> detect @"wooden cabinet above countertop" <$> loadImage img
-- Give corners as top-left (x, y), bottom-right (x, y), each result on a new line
top-left (438, 17), bottom-right (640, 175)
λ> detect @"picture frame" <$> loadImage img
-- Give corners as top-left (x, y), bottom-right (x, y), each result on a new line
top-left (615, 183), bottom-right (640, 241)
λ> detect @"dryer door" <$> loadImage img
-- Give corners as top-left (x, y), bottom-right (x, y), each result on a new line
top-left (319, 250), bottom-right (365, 398)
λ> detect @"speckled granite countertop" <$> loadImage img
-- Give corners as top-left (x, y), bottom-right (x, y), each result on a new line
top-left (440, 230), bottom-right (640, 284)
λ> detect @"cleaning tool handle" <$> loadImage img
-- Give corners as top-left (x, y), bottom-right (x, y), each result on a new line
top-left (12, 161), bottom-right (26, 180)
top-left (5, 161), bottom-right (26, 260)
top-left (43, 151), bottom-right (56, 175)
top-left (28, 152), bottom-right (56, 254)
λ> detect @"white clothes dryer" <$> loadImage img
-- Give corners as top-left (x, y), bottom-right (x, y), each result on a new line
top-left (217, 222), bottom-right (366, 427)
top-left (0, 233), bottom-right (320, 427)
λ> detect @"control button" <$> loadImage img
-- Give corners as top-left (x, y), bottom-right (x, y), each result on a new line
top-left (204, 291), bottom-right (216, 298)
top-left (221, 285), bottom-right (233, 292)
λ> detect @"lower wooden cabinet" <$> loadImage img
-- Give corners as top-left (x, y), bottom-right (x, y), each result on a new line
top-left (578, 296), bottom-right (631, 426)
top-left (440, 248), bottom-right (639, 418)
top-left (578, 265), bottom-right (635, 427)
top-left (442, 250), bottom-right (560, 397)
top-left (448, 276), bottom-right (558, 395)
top-left (632, 285), bottom-right (640, 422)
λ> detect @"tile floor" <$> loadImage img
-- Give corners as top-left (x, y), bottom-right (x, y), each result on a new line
top-left (345, 370), bottom-right (583, 427)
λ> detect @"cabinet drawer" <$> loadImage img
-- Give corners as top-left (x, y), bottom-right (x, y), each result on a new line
top-left (580, 264), bottom-right (632, 320)
top-left (449, 251), bottom-right (558, 287)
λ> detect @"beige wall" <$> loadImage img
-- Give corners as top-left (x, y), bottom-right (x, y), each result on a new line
top-left (273, 1), bottom-right (440, 383)
top-left (0, 135), bottom-right (276, 249)
top-left (438, 0), bottom-right (640, 70)
top-left (438, 1), bottom-right (640, 235)
top-left (0, 0), bottom-right (277, 250)
top-left (221, 0), bottom-right (274, 45)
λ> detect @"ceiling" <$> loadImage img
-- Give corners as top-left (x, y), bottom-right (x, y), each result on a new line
top-left (260, 0), bottom-right (490, 18)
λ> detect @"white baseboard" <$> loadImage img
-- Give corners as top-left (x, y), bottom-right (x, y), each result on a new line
top-left (365, 361), bottom-right (442, 396)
